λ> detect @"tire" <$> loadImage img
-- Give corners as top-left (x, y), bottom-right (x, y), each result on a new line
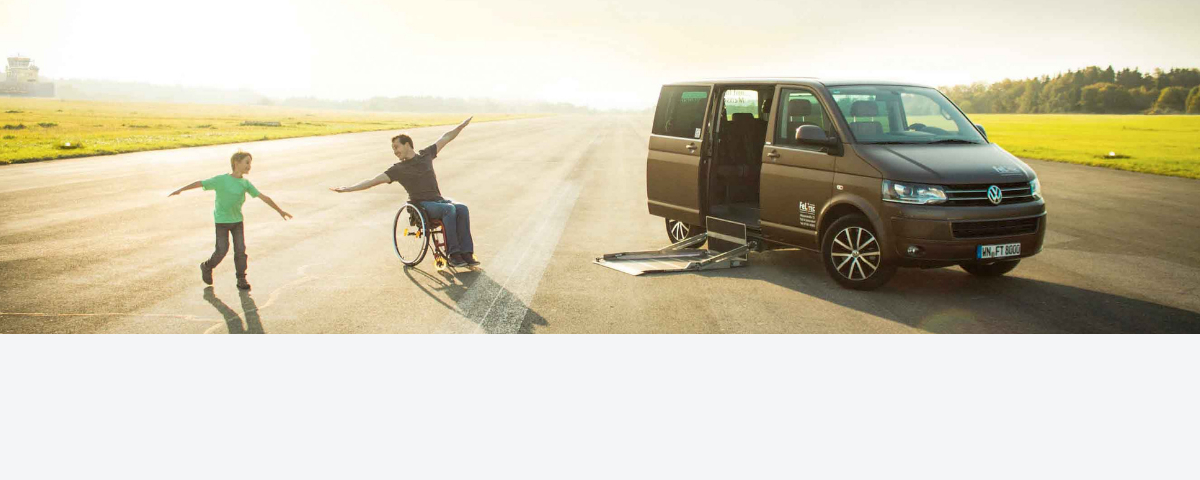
top-left (666, 218), bottom-right (705, 244)
top-left (821, 214), bottom-right (896, 290)
top-left (393, 204), bottom-right (430, 266)
top-left (960, 259), bottom-right (1020, 277)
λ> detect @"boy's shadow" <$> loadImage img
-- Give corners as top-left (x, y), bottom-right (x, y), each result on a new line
top-left (202, 287), bottom-right (264, 334)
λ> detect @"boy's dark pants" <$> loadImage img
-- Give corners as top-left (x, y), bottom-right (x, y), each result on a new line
top-left (204, 222), bottom-right (247, 279)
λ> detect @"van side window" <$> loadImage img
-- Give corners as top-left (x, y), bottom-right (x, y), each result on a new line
top-left (652, 86), bottom-right (709, 139)
top-left (776, 89), bottom-right (833, 149)
top-left (722, 90), bottom-right (760, 120)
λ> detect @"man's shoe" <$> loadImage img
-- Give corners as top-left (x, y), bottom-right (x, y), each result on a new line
top-left (236, 279), bottom-right (251, 290)
top-left (464, 253), bottom-right (481, 266)
top-left (447, 254), bottom-right (468, 268)
top-left (201, 262), bottom-right (213, 285)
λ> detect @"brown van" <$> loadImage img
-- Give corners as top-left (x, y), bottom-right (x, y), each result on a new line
top-left (646, 79), bottom-right (1046, 289)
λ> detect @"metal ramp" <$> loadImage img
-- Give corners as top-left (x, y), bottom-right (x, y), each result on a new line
top-left (594, 216), bottom-right (757, 276)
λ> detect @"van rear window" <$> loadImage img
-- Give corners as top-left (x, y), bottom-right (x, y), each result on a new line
top-left (652, 86), bottom-right (710, 139)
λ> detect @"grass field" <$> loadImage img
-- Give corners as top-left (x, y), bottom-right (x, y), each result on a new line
top-left (0, 98), bottom-right (531, 164)
top-left (969, 114), bottom-right (1200, 179)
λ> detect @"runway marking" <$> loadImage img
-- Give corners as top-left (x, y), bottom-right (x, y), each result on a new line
top-left (0, 312), bottom-right (214, 322)
top-left (202, 263), bottom-right (324, 334)
top-left (2, 263), bottom-right (326, 334)
top-left (437, 130), bottom-right (600, 333)
top-left (438, 180), bottom-right (583, 333)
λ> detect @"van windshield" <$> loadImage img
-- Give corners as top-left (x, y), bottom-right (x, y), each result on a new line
top-left (828, 85), bottom-right (985, 145)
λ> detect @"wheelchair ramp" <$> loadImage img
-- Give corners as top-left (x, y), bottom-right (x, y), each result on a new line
top-left (594, 217), bottom-right (753, 276)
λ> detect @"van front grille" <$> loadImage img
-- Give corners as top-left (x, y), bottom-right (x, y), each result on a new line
top-left (944, 182), bottom-right (1035, 206)
top-left (951, 217), bottom-right (1040, 239)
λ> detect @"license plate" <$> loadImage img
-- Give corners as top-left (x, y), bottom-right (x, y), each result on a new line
top-left (978, 243), bottom-right (1021, 259)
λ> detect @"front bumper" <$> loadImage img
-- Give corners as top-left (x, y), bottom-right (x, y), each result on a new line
top-left (882, 200), bottom-right (1047, 267)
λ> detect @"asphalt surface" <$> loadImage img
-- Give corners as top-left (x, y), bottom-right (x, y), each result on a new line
top-left (1, 115), bottom-right (1198, 333)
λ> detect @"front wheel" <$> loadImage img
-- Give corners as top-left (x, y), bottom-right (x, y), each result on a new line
top-left (960, 259), bottom-right (1020, 277)
top-left (666, 218), bottom-right (705, 243)
top-left (821, 214), bottom-right (896, 290)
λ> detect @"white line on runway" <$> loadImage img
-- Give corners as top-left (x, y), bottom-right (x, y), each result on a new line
top-left (437, 180), bottom-right (583, 333)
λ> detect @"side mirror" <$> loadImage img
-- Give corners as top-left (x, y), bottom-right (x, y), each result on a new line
top-left (974, 124), bottom-right (988, 142)
top-left (796, 125), bottom-right (839, 148)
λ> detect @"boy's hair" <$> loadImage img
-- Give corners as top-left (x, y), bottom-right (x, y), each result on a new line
top-left (230, 151), bottom-right (252, 170)
top-left (391, 134), bottom-right (413, 148)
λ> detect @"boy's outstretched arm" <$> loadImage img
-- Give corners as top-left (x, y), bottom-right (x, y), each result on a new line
top-left (330, 173), bottom-right (390, 193)
top-left (258, 194), bottom-right (293, 220)
top-left (168, 181), bottom-right (203, 197)
top-left (434, 116), bottom-right (472, 153)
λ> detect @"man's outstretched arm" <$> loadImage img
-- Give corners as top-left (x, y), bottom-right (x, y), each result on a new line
top-left (330, 173), bottom-right (390, 193)
top-left (434, 116), bottom-right (472, 153)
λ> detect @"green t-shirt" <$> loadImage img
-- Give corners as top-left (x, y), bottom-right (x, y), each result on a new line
top-left (201, 173), bottom-right (260, 223)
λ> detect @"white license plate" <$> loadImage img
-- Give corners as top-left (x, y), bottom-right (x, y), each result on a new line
top-left (978, 243), bottom-right (1021, 259)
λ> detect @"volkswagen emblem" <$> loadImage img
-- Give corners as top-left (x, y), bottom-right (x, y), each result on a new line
top-left (987, 185), bottom-right (1003, 205)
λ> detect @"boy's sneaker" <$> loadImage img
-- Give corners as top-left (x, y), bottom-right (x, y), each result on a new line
top-left (201, 262), bottom-right (213, 285)
top-left (236, 279), bottom-right (251, 290)
top-left (447, 254), bottom-right (468, 268)
top-left (464, 253), bottom-right (481, 266)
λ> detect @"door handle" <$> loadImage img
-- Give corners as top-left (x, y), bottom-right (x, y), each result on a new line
top-left (685, 143), bottom-right (697, 152)
top-left (766, 150), bottom-right (780, 159)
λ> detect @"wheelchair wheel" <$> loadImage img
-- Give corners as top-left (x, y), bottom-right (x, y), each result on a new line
top-left (393, 203), bottom-right (429, 266)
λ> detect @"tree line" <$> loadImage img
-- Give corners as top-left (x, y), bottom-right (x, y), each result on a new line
top-left (940, 66), bottom-right (1200, 114)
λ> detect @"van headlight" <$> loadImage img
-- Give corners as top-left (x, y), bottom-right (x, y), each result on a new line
top-left (881, 180), bottom-right (947, 205)
top-left (1030, 178), bottom-right (1041, 200)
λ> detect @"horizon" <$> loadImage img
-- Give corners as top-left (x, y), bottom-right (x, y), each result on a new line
top-left (4, 0), bottom-right (1199, 110)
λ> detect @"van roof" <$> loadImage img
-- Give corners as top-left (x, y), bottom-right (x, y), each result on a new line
top-left (664, 78), bottom-right (937, 89)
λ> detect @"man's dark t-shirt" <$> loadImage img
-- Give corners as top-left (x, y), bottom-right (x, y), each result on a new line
top-left (383, 144), bottom-right (443, 202)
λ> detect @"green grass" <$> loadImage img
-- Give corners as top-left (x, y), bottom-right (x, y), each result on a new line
top-left (969, 114), bottom-right (1200, 179)
top-left (0, 98), bottom-right (534, 164)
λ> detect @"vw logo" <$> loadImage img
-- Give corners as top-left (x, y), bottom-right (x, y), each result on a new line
top-left (987, 185), bottom-right (1003, 205)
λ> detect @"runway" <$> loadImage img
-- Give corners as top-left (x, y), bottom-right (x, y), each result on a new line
top-left (1, 114), bottom-right (1197, 333)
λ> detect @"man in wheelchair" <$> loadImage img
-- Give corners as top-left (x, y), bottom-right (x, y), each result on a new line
top-left (331, 117), bottom-right (479, 268)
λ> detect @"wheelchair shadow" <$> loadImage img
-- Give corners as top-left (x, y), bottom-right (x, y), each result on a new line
top-left (402, 266), bottom-right (549, 334)
top-left (202, 287), bottom-right (265, 334)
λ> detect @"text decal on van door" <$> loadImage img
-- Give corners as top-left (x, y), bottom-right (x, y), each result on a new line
top-left (798, 202), bottom-right (817, 229)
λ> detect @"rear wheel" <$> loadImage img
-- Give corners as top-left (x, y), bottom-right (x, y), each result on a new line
top-left (393, 204), bottom-right (429, 266)
top-left (821, 214), bottom-right (896, 290)
top-left (666, 218), bottom-right (705, 243)
top-left (960, 259), bottom-right (1020, 277)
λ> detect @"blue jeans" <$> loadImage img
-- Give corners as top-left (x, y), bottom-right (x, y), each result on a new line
top-left (419, 200), bottom-right (474, 255)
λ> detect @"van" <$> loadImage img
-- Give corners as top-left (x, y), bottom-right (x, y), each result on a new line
top-left (646, 79), bottom-right (1046, 290)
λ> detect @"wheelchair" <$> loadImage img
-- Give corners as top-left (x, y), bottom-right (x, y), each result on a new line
top-left (392, 202), bottom-right (452, 271)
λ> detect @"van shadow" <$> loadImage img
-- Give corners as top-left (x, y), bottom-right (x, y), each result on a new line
top-left (402, 266), bottom-right (548, 334)
top-left (202, 287), bottom-right (265, 334)
top-left (696, 250), bottom-right (1200, 334)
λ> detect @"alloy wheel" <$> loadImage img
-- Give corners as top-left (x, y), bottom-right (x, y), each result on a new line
top-left (829, 226), bottom-right (881, 281)
top-left (669, 220), bottom-right (690, 242)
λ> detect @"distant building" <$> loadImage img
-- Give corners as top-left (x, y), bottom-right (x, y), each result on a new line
top-left (1, 55), bottom-right (55, 97)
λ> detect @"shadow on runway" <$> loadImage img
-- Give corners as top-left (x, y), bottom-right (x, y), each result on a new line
top-left (403, 266), bottom-right (548, 334)
top-left (696, 249), bottom-right (1200, 334)
top-left (202, 287), bottom-right (265, 334)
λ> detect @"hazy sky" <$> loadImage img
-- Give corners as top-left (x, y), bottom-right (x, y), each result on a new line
top-left (3, 0), bottom-right (1198, 109)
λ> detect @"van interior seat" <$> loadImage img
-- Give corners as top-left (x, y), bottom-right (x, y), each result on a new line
top-left (848, 101), bottom-right (883, 138)
top-left (786, 98), bottom-right (819, 140)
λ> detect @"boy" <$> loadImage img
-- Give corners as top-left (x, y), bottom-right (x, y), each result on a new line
top-left (330, 117), bottom-right (478, 268)
top-left (169, 151), bottom-right (292, 290)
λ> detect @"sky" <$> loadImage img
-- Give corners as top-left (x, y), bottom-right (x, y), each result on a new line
top-left (2, 0), bottom-right (1199, 110)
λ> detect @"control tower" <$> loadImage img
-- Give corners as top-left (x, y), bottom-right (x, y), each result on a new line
top-left (2, 54), bottom-right (55, 97)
